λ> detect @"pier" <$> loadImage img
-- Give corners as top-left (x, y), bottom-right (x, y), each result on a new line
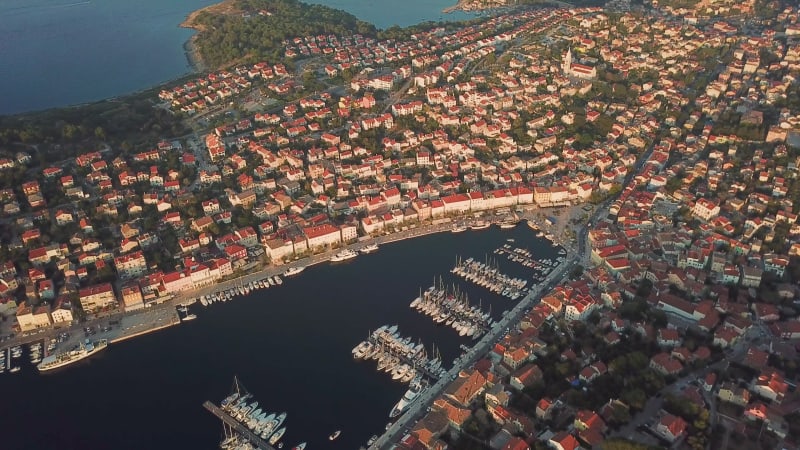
top-left (203, 401), bottom-right (277, 450)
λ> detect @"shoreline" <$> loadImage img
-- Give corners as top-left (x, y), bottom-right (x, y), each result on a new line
top-left (179, 0), bottom-right (239, 73)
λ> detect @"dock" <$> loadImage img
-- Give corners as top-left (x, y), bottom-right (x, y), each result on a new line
top-left (203, 401), bottom-right (277, 450)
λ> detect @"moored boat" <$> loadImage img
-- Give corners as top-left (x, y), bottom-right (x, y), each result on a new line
top-left (390, 376), bottom-right (426, 418)
top-left (37, 339), bottom-right (107, 372)
top-left (330, 249), bottom-right (358, 262)
top-left (359, 243), bottom-right (379, 254)
top-left (284, 266), bottom-right (306, 276)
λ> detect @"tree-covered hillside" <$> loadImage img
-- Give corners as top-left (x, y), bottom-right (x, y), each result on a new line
top-left (194, 0), bottom-right (377, 68)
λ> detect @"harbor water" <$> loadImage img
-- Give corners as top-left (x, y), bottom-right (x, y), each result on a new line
top-left (0, 225), bottom-right (560, 450)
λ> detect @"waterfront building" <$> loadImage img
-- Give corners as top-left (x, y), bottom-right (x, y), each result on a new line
top-left (16, 301), bottom-right (52, 331)
top-left (51, 296), bottom-right (75, 325)
top-left (79, 283), bottom-right (117, 311)
top-left (121, 283), bottom-right (145, 312)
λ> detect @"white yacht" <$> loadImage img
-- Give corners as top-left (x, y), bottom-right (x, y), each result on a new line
top-left (283, 266), bottom-right (306, 276)
top-left (390, 376), bottom-right (426, 418)
top-left (330, 249), bottom-right (358, 262)
top-left (360, 243), bottom-right (379, 254)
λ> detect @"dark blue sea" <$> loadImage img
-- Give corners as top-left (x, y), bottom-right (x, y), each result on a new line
top-left (1, 226), bottom-right (559, 450)
top-left (0, 0), bottom-right (475, 115)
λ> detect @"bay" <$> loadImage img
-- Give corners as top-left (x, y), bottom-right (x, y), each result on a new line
top-left (0, 0), bottom-right (218, 115)
top-left (1, 226), bottom-right (559, 450)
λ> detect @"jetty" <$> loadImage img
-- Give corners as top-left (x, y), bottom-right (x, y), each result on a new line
top-left (203, 401), bottom-right (277, 450)
top-left (204, 377), bottom-right (296, 450)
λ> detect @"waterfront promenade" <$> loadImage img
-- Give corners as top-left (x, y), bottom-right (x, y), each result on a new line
top-left (0, 212), bottom-right (549, 353)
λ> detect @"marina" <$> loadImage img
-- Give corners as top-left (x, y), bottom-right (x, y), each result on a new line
top-left (353, 324), bottom-right (446, 382)
top-left (409, 282), bottom-right (492, 338)
top-left (450, 256), bottom-right (530, 299)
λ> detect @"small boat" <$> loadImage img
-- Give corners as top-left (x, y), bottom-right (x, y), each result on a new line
top-left (451, 225), bottom-right (467, 233)
top-left (367, 435), bottom-right (378, 446)
top-left (183, 314), bottom-right (197, 321)
top-left (329, 430), bottom-right (341, 441)
top-left (360, 243), bottom-right (379, 254)
top-left (330, 249), bottom-right (357, 262)
top-left (284, 266), bottom-right (306, 276)
top-left (291, 443), bottom-right (306, 450)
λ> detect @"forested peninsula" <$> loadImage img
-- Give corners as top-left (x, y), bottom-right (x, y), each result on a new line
top-left (186, 0), bottom-right (378, 69)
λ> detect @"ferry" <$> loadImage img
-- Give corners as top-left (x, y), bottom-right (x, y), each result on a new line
top-left (37, 339), bottom-right (108, 372)
top-left (359, 243), bottom-right (379, 254)
top-left (330, 249), bottom-right (358, 262)
top-left (389, 376), bottom-right (426, 418)
top-left (329, 430), bottom-right (341, 441)
top-left (451, 225), bottom-right (467, 233)
top-left (283, 266), bottom-right (306, 277)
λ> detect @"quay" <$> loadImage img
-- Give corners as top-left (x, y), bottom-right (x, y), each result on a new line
top-left (203, 401), bottom-right (277, 450)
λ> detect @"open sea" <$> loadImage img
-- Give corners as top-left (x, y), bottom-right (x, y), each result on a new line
top-left (1, 226), bottom-right (559, 450)
top-left (0, 0), bottom-right (476, 115)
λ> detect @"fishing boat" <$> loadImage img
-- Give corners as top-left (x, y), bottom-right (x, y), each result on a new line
top-left (329, 430), bottom-right (341, 441)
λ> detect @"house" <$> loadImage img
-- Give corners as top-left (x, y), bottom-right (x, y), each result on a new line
top-left (536, 397), bottom-right (556, 420)
top-left (717, 381), bottom-right (750, 406)
top-left (656, 414), bottom-right (688, 443)
top-left (510, 364), bottom-right (543, 390)
top-left (579, 361), bottom-right (607, 384)
top-left (547, 431), bottom-right (580, 450)
top-left (752, 370), bottom-right (788, 404)
top-left (649, 352), bottom-right (683, 376)
top-left (444, 369), bottom-right (487, 407)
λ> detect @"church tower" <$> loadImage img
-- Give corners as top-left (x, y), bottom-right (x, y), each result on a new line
top-left (562, 48), bottom-right (572, 76)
